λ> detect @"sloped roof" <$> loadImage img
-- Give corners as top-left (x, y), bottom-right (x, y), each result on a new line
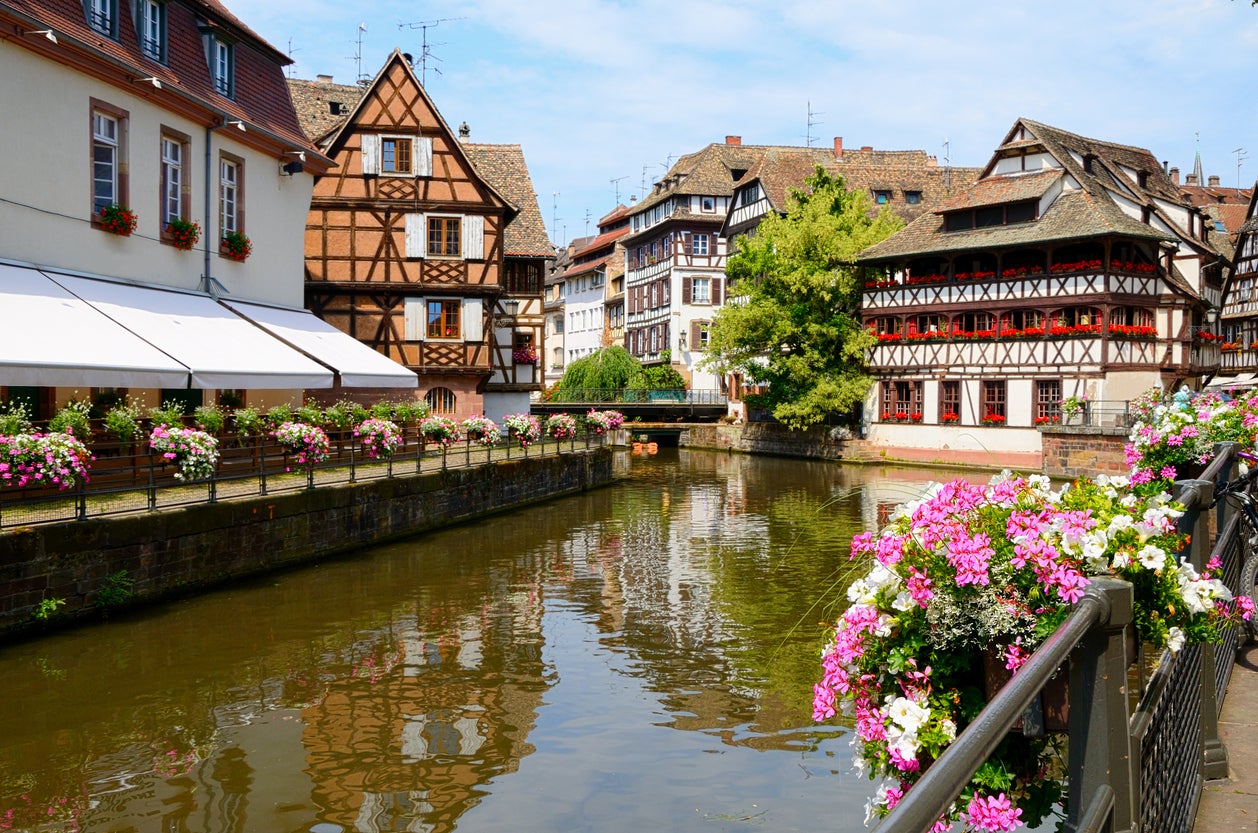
top-left (632, 142), bottom-right (771, 214)
top-left (4, 0), bottom-right (320, 161)
top-left (572, 225), bottom-right (630, 257)
top-left (286, 76), bottom-right (366, 146)
top-left (935, 169), bottom-right (1061, 212)
top-left (462, 143), bottom-right (554, 258)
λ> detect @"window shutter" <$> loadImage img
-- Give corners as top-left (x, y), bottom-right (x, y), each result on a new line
top-left (462, 298), bottom-right (484, 342)
top-left (462, 215), bottom-right (485, 260)
top-left (405, 213), bottom-right (427, 258)
top-left (712, 278), bottom-right (722, 306)
top-left (683, 232), bottom-right (692, 255)
top-left (690, 321), bottom-right (700, 350)
top-left (416, 136), bottom-right (433, 177)
top-left (361, 135), bottom-right (381, 175)
top-left (682, 277), bottom-right (692, 304)
top-left (405, 297), bottom-right (426, 341)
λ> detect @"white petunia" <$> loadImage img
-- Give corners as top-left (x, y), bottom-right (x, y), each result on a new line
top-left (1108, 514), bottom-right (1135, 536)
top-left (1167, 626), bottom-right (1186, 654)
top-left (1137, 544), bottom-right (1166, 570)
top-left (1081, 529), bottom-right (1110, 569)
top-left (1111, 550), bottom-right (1131, 569)
top-left (867, 562), bottom-right (902, 593)
top-left (886, 696), bottom-right (931, 733)
top-left (891, 590), bottom-right (916, 612)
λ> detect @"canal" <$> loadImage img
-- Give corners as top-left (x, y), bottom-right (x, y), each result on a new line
top-left (0, 449), bottom-right (975, 833)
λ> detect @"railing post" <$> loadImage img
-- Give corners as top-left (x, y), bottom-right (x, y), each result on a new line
top-left (1174, 475), bottom-right (1231, 781)
top-left (1065, 577), bottom-right (1136, 833)
top-left (257, 433), bottom-right (267, 496)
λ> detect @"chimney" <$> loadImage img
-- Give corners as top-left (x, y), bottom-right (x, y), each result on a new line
top-left (1209, 175), bottom-right (1221, 187)
top-left (725, 135), bottom-right (741, 146)
top-left (1186, 173), bottom-right (1199, 186)
top-left (834, 136), bottom-right (843, 160)
top-left (861, 146), bottom-right (873, 152)
top-left (402, 53), bottom-right (414, 67)
top-left (1170, 167), bottom-right (1180, 185)
top-left (316, 74), bottom-right (334, 84)
top-left (459, 121), bottom-right (470, 141)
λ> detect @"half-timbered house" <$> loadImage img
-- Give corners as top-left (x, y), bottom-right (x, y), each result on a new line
top-left (1217, 186), bottom-right (1258, 389)
top-left (288, 51), bottom-right (549, 420)
top-left (857, 118), bottom-right (1224, 464)
top-left (552, 205), bottom-right (630, 369)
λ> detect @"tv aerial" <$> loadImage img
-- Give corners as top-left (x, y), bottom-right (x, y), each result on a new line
top-left (398, 17), bottom-right (466, 86)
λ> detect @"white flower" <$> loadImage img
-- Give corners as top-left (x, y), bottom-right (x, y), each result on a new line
top-left (885, 725), bottom-right (921, 761)
top-left (1081, 529), bottom-right (1110, 569)
top-left (872, 614), bottom-right (894, 638)
top-left (1108, 514), bottom-right (1135, 535)
top-left (847, 578), bottom-right (875, 605)
top-left (1167, 626), bottom-right (1186, 654)
top-left (867, 562), bottom-right (902, 593)
top-left (1111, 550), bottom-right (1131, 569)
top-left (891, 590), bottom-right (916, 612)
top-left (1137, 544), bottom-right (1167, 570)
top-left (852, 749), bottom-right (870, 778)
top-left (938, 718), bottom-right (957, 741)
top-left (886, 696), bottom-right (930, 733)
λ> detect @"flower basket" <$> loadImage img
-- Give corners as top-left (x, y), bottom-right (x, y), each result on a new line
top-left (0, 431), bottom-right (92, 490)
top-left (149, 424), bottom-right (219, 481)
top-left (512, 346), bottom-right (539, 365)
top-left (419, 416), bottom-right (462, 448)
top-left (545, 413), bottom-right (578, 440)
top-left (503, 413), bottom-right (541, 447)
top-left (220, 231), bottom-right (252, 262)
top-left (272, 421), bottom-right (330, 469)
top-left (98, 204), bottom-right (137, 236)
top-left (354, 418), bottom-right (401, 459)
top-left (165, 218), bottom-right (201, 251)
top-left (461, 415), bottom-right (502, 446)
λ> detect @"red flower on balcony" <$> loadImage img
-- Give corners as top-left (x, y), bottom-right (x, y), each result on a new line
top-left (981, 412), bottom-right (1007, 425)
top-left (1109, 324), bottom-right (1157, 339)
top-left (940, 411), bottom-right (959, 424)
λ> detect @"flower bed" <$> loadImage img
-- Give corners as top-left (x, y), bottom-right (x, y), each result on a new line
top-left (813, 472), bottom-right (1253, 831)
top-left (150, 424), bottom-right (219, 481)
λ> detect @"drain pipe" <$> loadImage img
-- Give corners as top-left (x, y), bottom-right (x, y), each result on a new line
top-left (202, 117), bottom-right (228, 297)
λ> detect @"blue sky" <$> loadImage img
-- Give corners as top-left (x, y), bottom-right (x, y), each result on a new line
top-left (227, 0), bottom-right (1258, 248)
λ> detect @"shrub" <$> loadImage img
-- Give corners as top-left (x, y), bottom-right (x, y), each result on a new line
top-left (231, 406), bottom-right (264, 436)
top-left (49, 400), bottom-right (92, 441)
top-left (193, 403), bottom-right (226, 435)
top-left (104, 399), bottom-right (144, 443)
top-left (0, 401), bottom-right (33, 436)
top-left (148, 401), bottom-right (186, 429)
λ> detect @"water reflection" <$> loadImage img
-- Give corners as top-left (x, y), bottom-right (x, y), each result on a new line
top-left (0, 450), bottom-right (974, 832)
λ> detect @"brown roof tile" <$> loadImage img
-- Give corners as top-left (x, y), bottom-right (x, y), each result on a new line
top-left (285, 76), bottom-right (366, 146)
top-left (462, 143), bottom-right (554, 258)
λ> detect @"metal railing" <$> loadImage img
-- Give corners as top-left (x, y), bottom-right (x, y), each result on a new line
top-left (539, 388), bottom-right (727, 405)
top-left (878, 443), bottom-right (1250, 833)
top-left (0, 429), bottom-right (611, 529)
top-left (1050, 400), bottom-right (1137, 430)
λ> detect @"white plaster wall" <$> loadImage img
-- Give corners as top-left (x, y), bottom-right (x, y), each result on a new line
top-left (867, 423), bottom-right (1043, 456)
top-left (0, 42), bottom-right (312, 307)
top-left (566, 284), bottom-right (604, 360)
top-left (483, 391), bottom-right (530, 424)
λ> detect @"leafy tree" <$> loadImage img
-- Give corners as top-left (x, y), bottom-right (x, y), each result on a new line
top-left (628, 349), bottom-right (686, 391)
top-left (557, 346), bottom-right (640, 395)
top-left (704, 167), bottom-right (902, 429)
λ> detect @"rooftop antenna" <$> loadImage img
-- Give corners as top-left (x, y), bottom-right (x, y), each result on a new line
top-left (551, 192), bottom-right (561, 246)
top-left (640, 164), bottom-right (651, 200)
top-left (398, 17), bottom-right (465, 86)
top-left (583, 209), bottom-right (592, 237)
top-left (1234, 147), bottom-right (1248, 194)
top-left (610, 175), bottom-right (629, 203)
top-left (285, 37), bottom-right (300, 77)
top-left (350, 22), bottom-right (368, 84)
top-left (806, 100), bottom-right (823, 148)
top-left (943, 138), bottom-right (952, 191)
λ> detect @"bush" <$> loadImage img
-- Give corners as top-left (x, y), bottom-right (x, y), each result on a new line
top-left (393, 400), bottom-right (430, 426)
top-left (231, 406), bottom-right (264, 436)
top-left (322, 400), bottom-right (367, 432)
top-left (148, 401), bottom-right (186, 428)
top-left (296, 403), bottom-right (324, 426)
top-left (193, 403), bottom-right (226, 434)
top-left (104, 399), bottom-right (144, 443)
top-left (0, 401), bottom-right (33, 436)
top-left (265, 404), bottom-right (294, 428)
top-left (49, 400), bottom-right (92, 441)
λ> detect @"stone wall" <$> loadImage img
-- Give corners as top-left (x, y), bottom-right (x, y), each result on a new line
top-left (1040, 427), bottom-right (1129, 479)
top-left (0, 448), bottom-right (614, 639)
top-left (680, 422), bottom-right (846, 459)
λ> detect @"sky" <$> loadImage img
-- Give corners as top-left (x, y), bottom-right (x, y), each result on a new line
top-left (224, 0), bottom-right (1258, 249)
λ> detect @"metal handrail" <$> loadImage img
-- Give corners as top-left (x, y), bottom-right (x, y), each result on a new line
top-left (539, 388), bottom-right (727, 405)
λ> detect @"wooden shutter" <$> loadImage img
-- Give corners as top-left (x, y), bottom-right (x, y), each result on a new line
top-left (462, 215), bottom-right (485, 260)
top-left (462, 298), bottom-right (484, 341)
top-left (712, 278), bottom-right (722, 306)
top-left (682, 277), bottom-right (692, 304)
top-left (405, 213), bottom-right (427, 258)
top-left (690, 321), bottom-right (700, 350)
top-left (361, 135), bottom-right (381, 175)
top-left (416, 136), bottom-right (433, 177)
top-left (404, 297), bottom-right (426, 341)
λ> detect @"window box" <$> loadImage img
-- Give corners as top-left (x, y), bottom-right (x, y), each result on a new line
top-left (166, 219), bottom-right (200, 251)
top-left (98, 204), bottom-right (137, 236)
top-left (220, 231), bottom-right (251, 262)
top-left (940, 411), bottom-right (959, 424)
top-left (1109, 324), bottom-right (1157, 339)
top-left (981, 413), bottom-right (1007, 426)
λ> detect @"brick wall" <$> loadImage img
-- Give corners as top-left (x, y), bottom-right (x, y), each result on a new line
top-left (681, 423), bottom-right (846, 459)
top-left (0, 449), bottom-right (614, 640)
top-left (1040, 427), bottom-right (1129, 479)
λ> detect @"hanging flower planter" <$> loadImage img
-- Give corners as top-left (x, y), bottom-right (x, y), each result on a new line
top-left (98, 204), bottom-right (138, 236)
top-left (220, 231), bottom-right (252, 262)
top-left (165, 218), bottom-right (201, 251)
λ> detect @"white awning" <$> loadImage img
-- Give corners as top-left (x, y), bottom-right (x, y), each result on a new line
top-left (0, 263), bottom-right (190, 388)
top-left (220, 300), bottom-right (418, 389)
top-left (45, 272), bottom-right (334, 389)
top-left (1208, 373), bottom-right (1258, 391)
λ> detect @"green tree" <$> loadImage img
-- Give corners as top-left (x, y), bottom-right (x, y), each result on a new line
top-left (704, 168), bottom-right (902, 429)
top-left (557, 346), bottom-right (641, 395)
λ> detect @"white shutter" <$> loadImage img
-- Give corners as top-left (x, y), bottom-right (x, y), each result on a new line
top-left (405, 213), bottom-right (427, 258)
top-left (416, 136), bottom-right (433, 177)
top-left (361, 135), bottom-right (381, 175)
top-left (404, 297), bottom-right (426, 341)
top-left (462, 215), bottom-right (485, 260)
top-left (463, 298), bottom-right (484, 342)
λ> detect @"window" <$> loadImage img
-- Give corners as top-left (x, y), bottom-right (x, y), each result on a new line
top-left (87, 0), bottom-right (117, 37)
top-left (907, 314), bottom-right (947, 336)
top-left (552, 315), bottom-right (563, 335)
top-left (701, 197), bottom-right (716, 213)
top-left (218, 154), bottom-right (242, 238)
top-left (427, 299), bottom-right (461, 339)
top-left (209, 37), bottom-right (233, 97)
top-left (691, 234), bottom-right (710, 256)
top-left (943, 201), bottom-right (1037, 231)
top-left (951, 311), bottom-right (995, 335)
top-left (382, 137), bottom-right (412, 174)
top-left (428, 217), bottom-right (460, 257)
top-left (880, 381), bottom-right (922, 420)
top-left (137, 0), bottom-right (165, 61)
top-left (425, 388), bottom-right (456, 415)
top-left (1036, 380), bottom-right (1061, 423)
top-left (159, 130), bottom-right (189, 227)
top-left (91, 104), bottom-right (128, 214)
top-left (940, 380), bottom-right (960, 423)
top-left (691, 277), bottom-right (711, 304)
top-left (905, 191), bottom-right (922, 205)
top-left (874, 190), bottom-right (892, 204)
top-left (982, 381), bottom-right (1007, 424)
top-left (690, 320), bottom-right (711, 351)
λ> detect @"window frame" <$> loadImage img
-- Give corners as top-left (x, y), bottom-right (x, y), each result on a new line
top-left (209, 36), bottom-right (234, 97)
top-left (1035, 380), bottom-right (1062, 423)
top-left (940, 380), bottom-right (960, 423)
top-left (691, 276), bottom-right (711, 304)
top-left (427, 216), bottom-right (461, 258)
top-left (218, 151), bottom-right (243, 241)
top-left (424, 387), bottom-right (457, 415)
top-left (136, 0), bottom-right (166, 62)
top-left (87, 0), bottom-right (118, 38)
top-left (691, 233), bottom-right (710, 256)
top-left (426, 298), bottom-right (462, 340)
top-left (700, 196), bottom-right (716, 213)
top-left (382, 136), bottom-right (413, 175)
top-left (90, 100), bottom-right (129, 218)
top-left (158, 128), bottom-right (191, 236)
top-left (982, 380), bottom-right (1007, 423)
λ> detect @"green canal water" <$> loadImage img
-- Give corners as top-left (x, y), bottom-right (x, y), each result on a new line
top-left (0, 449), bottom-right (979, 833)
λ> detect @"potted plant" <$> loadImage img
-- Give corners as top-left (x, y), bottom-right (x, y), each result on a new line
top-left (0, 431), bottom-right (92, 490)
top-left (462, 415), bottom-right (502, 446)
top-left (149, 424), bottom-right (219, 481)
top-left (98, 204), bottom-right (138, 236)
top-left (940, 410), bottom-right (960, 424)
top-left (272, 421), bottom-right (330, 470)
top-left (502, 413), bottom-right (541, 448)
top-left (419, 416), bottom-right (463, 448)
top-left (545, 413), bottom-right (578, 440)
top-left (354, 417), bottom-right (402, 459)
top-left (165, 218), bottom-right (201, 251)
top-left (513, 345), bottom-right (539, 365)
top-left (981, 412), bottom-right (1006, 426)
top-left (220, 231), bottom-right (252, 262)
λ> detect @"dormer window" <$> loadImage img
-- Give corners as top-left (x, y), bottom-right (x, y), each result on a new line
top-left (874, 190), bottom-right (892, 204)
top-left (137, 0), bottom-right (166, 62)
top-left (86, 0), bottom-right (118, 38)
top-left (209, 37), bottom-right (234, 97)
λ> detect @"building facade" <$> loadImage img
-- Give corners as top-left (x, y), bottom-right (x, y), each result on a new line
top-left (857, 119), bottom-right (1223, 463)
top-left (287, 52), bottom-right (549, 420)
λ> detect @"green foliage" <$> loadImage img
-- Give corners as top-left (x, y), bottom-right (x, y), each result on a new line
top-left (32, 597), bottom-right (65, 621)
top-left (49, 399), bottom-right (93, 441)
top-left (0, 400), bottom-right (33, 436)
top-left (392, 400), bottom-right (429, 425)
top-left (370, 401), bottom-right (396, 420)
top-left (558, 346), bottom-right (641, 395)
top-left (265, 403), bottom-right (294, 428)
top-left (628, 349), bottom-right (686, 391)
top-left (148, 401), bottom-right (186, 428)
top-left (103, 399), bottom-right (144, 442)
top-left (322, 400), bottom-right (366, 431)
top-left (95, 570), bottom-right (134, 609)
top-left (231, 406), bottom-right (264, 436)
top-left (193, 403), bottom-right (226, 435)
top-left (704, 167), bottom-right (902, 429)
top-left (296, 403), bottom-right (324, 426)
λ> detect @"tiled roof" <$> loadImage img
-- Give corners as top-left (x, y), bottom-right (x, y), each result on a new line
top-left (285, 76), bottom-right (366, 146)
top-left (463, 143), bottom-right (554, 258)
top-left (573, 225), bottom-right (630, 257)
top-left (559, 254), bottom-right (612, 279)
top-left (3, 0), bottom-right (320, 160)
top-left (934, 170), bottom-right (1061, 212)
top-left (598, 204), bottom-right (631, 226)
top-left (631, 142), bottom-right (774, 214)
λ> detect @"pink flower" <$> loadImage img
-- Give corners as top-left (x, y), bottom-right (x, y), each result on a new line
top-left (965, 793), bottom-right (1023, 832)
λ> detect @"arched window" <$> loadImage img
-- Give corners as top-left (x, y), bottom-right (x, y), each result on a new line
top-left (425, 387), bottom-right (457, 415)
